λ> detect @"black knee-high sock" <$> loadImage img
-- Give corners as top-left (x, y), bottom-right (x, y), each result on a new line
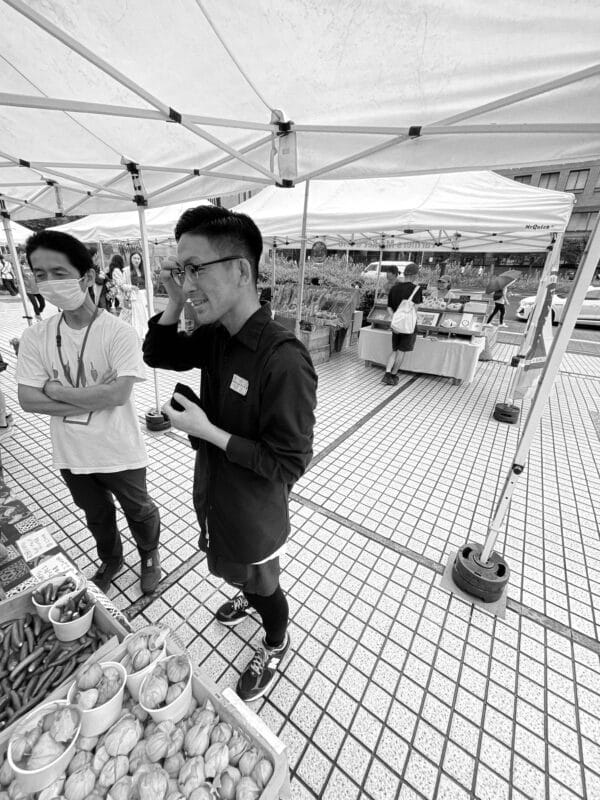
top-left (244, 586), bottom-right (289, 648)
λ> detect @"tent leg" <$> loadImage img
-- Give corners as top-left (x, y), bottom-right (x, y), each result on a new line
top-left (295, 180), bottom-right (310, 339)
top-left (501, 235), bottom-right (561, 408)
top-left (137, 203), bottom-right (170, 434)
top-left (271, 242), bottom-right (276, 307)
top-left (373, 244), bottom-right (384, 304)
top-left (444, 215), bottom-right (600, 611)
top-left (1, 206), bottom-right (33, 326)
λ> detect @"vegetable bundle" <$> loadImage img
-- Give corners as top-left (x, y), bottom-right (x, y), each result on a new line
top-left (32, 577), bottom-right (78, 608)
top-left (0, 616), bottom-right (111, 729)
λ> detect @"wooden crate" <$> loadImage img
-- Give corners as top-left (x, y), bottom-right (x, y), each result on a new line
top-left (299, 326), bottom-right (330, 366)
top-left (1, 634), bottom-right (290, 800)
top-left (0, 590), bottom-right (127, 744)
top-left (112, 639), bottom-right (290, 799)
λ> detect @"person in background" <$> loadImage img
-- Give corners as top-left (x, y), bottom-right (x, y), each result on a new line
top-left (1, 256), bottom-right (18, 296)
top-left (16, 230), bottom-right (162, 595)
top-left (382, 262), bottom-right (423, 385)
top-left (487, 282), bottom-right (511, 326)
top-left (0, 351), bottom-right (12, 440)
top-left (129, 251), bottom-right (145, 289)
top-left (143, 205), bottom-right (317, 702)
top-left (22, 259), bottom-right (46, 320)
top-left (378, 265), bottom-right (399, 298)
top-left (106, 254), bottom-right (125, 313)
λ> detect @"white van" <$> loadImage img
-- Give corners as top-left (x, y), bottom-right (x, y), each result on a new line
top-left (361, 260), bottom-right (417, 283)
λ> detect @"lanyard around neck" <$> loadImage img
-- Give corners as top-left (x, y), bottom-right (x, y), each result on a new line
top-left (56, 308), bottom-right (100, 388)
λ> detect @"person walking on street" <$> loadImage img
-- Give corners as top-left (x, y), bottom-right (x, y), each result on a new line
top-left (487, 284), bottom-right (510, 326)
top-left (143, 205), bottom-right (317, 702)
top-left (1, 256), bottom-right (18, 296)
top-left (16, 231), bottom-right (162, 595)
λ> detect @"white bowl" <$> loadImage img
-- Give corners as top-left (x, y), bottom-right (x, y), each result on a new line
top-left (67, 661), bottom-right (126, 737)
top-left (31, 573), bottom-right (86, 623)
top-left (122, 626), bottom-right (168, 701)
top-left (7, 700), bottom-right (81, 794)
top-left (139, 653), bottom-right (193, 724)
top-left (49, 592), bottom-right (95, 642)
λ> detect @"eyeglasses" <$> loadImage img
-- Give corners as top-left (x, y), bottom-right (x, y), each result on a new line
top-left (170, 255), bottom-right (242, 284)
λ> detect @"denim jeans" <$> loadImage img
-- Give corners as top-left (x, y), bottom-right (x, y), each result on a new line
top-left (61, 467), bottom-right (160, 563)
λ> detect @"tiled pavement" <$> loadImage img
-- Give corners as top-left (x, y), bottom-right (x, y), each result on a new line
top-left (1, 298), bottom-right (600, 799)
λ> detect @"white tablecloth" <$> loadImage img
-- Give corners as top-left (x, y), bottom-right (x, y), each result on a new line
top-left (358, 327), bottom-right (486, 384)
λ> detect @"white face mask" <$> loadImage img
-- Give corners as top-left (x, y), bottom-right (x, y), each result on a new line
top-left (38, 278), bottom-right (87, 311)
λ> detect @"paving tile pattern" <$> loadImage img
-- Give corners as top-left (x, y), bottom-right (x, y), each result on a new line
top-left (2, 302), bottom-right (600, 799)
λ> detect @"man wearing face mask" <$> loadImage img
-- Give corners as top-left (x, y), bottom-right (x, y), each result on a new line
top-left (16, 231), bottom-right (161, 595)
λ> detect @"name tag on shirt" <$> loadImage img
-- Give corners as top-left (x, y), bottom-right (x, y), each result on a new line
top-left (230, 374), bottom-right (249, 396)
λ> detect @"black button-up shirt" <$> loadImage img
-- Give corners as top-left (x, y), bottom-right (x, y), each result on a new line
top-left (143, 304), bottom-right (317, 563)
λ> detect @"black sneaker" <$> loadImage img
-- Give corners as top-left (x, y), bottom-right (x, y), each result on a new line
top-left (216, 594), bottom-right (252, 627)
top-left (91, 558), bottom-right (124, 594)
top-left (236, 634), bottom-right (291, 702)
top-left (381, 372), bottom-right (396, 385)
top-left (140, 549), bottom-right (161, 595)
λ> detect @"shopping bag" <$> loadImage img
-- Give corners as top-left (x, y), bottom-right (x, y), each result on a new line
top-left (391, 286), bottom-right (419, 334)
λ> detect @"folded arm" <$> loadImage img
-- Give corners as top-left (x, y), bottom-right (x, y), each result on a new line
top-left (42, 375), bottom-right (137, 411)
top-left (18, 385), bottom-right (89, 417)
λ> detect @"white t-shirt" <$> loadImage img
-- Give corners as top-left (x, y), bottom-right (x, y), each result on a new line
top-left (17, 310), bottom-right (148, 474)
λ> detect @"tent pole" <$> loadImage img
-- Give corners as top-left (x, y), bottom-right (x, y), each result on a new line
top-left (480, 215), bottom-right (600, 565)
top-left (505, 235), bottom-right (561, 404)
top-left (373, 241), bottom-right (384, 304)
top-left (295, 181), bottom-right (311, 339)
top-left (137, 205), bottom-right (160, 414)
top-left (0, 207), bottom-right (32, 326)
top-left (271, 240), bottom-right (277, 303)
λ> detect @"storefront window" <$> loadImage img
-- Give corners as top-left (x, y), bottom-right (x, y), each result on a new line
top-left (514, 175), bottom-right (532, 184)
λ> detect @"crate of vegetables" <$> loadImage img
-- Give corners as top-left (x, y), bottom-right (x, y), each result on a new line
top-left (0, 584), bottom-right (127, 739)
top-left (0, 635), bottom-right (290, 799)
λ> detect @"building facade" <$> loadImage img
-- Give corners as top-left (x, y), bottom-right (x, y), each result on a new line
top-left (497, 160), bottom-right (600, 268)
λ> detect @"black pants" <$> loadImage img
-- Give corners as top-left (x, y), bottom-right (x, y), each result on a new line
top-left (244, 587), bottom-right (289, 648)
top-left (487, 302), bottom-right (505, 324)
top-left (2, 279), bottom-right (18, 296)
top-left (26, 293), bottom-right (45, 315)
top-left (60, 467), bottom-right (160, 564)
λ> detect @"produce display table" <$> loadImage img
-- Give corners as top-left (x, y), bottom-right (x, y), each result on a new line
top-left (0, 463), bottom-right (291, 799)
top-left (358, 326), bottom-right (486, 384)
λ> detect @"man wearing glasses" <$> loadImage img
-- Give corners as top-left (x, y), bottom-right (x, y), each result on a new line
top-left (143, 205), bottom-right (317, 702)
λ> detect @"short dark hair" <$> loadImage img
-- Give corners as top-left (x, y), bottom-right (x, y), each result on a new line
top-left (404, 262), bottom-right (419, 277)
top-left (387, 265), bottom-right (399, 277)
top-left (174, 205), bottom-right (263, 284)
top-left (26, 230), bottom-right (93, 277)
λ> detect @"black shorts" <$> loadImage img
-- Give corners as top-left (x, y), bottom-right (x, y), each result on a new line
top-left (206, 551), bottom-right (280, 596)
top-left (392, 331), bottom-right (417, 352)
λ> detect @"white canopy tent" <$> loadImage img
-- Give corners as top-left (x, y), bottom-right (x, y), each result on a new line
top-left (233, 172), bottom-right (574, 253)
top-left (1, 0), bottom-right (600, 609)
top-left (47, 200), bottom-right (213, 242)
top-left (0, 0), bottom-right (599, 222)
top-left (0, 219), bottom-right (32, 246)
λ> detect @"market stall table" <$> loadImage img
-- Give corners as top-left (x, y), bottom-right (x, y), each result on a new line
top-left (358, 326), bottom-right (486, 384)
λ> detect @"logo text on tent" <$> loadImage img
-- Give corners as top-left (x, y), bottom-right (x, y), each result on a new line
top-left (525, 224), bottom-right (551, 229)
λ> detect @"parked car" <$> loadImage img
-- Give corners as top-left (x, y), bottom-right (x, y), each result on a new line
top-left (361, 261), bottom-right (417, 284)
top-left (516, 285), bottom-right (600, 327)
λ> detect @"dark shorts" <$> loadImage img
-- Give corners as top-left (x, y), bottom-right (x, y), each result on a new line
top-left (392, 331), bottom-right (417, 352)
top-left (206, 551), bottom-right (280, 596)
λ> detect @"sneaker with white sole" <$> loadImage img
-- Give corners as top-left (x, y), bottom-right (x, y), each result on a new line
top-left (216, 594), bottom-right (252, 626)
top-left (236, 633), bottom-right (290, 702)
